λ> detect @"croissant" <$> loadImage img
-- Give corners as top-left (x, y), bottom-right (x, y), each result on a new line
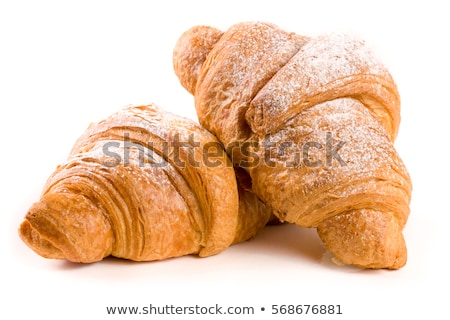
top-left (18, 104), bottom-right (272, 263)
top-left (173, 22), bottom-right (412, 269)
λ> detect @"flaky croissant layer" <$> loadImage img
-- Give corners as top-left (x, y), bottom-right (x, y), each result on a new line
top-left (19, 104), bottom-right (272, 263)
top-left (173, 21), bottom-right (412, 269)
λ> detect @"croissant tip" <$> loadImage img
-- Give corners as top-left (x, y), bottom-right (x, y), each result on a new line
top-left (173, 25), bottom-right (223, 95)
top-left (18, 193), bottom-right (115, 263)
top-left (19, 219), bottom-right (66, 260)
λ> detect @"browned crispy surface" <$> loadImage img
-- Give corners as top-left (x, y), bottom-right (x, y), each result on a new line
top-left (173, 22), bottom-right (412, 269)
top-left (19, 104), bottom-right (272, 263)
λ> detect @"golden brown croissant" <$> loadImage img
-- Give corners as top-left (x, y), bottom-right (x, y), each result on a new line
top-left (173, 22), bottom-right (412, 269)
top-left (19, 104), bottom-right (272, 263)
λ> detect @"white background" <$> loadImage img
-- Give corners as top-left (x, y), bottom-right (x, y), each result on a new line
top-left (1, 1), bottom-right (448, 319)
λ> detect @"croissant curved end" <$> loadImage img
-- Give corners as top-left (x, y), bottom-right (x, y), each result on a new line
top-left (317, 209), bottom-right (407, 269)
top-left (173, 25), bottom-right (223, 95)
top-left (18, 193), bottom-right (113, 263)
top-left (19, 219), bottom-right (65, 260)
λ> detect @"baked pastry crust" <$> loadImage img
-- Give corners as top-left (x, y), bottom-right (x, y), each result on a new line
top-left (173, 22), bottom-right (412, 269)
top-left (19, 104), bottom-right (272, 263)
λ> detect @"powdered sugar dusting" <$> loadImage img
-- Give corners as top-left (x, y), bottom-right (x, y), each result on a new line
top-left (178, 22), bottom-right (400, 144)
top-left (249, 33), bottom-right (398, 135)
top-left (175, 22), bottom-right (411, 268)
top-left (248, 97), bottom-right (411, 226)
top-left (194, 22), bottom-right (307, 146)
top-left (176, 21), bottom-right (410, 227)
